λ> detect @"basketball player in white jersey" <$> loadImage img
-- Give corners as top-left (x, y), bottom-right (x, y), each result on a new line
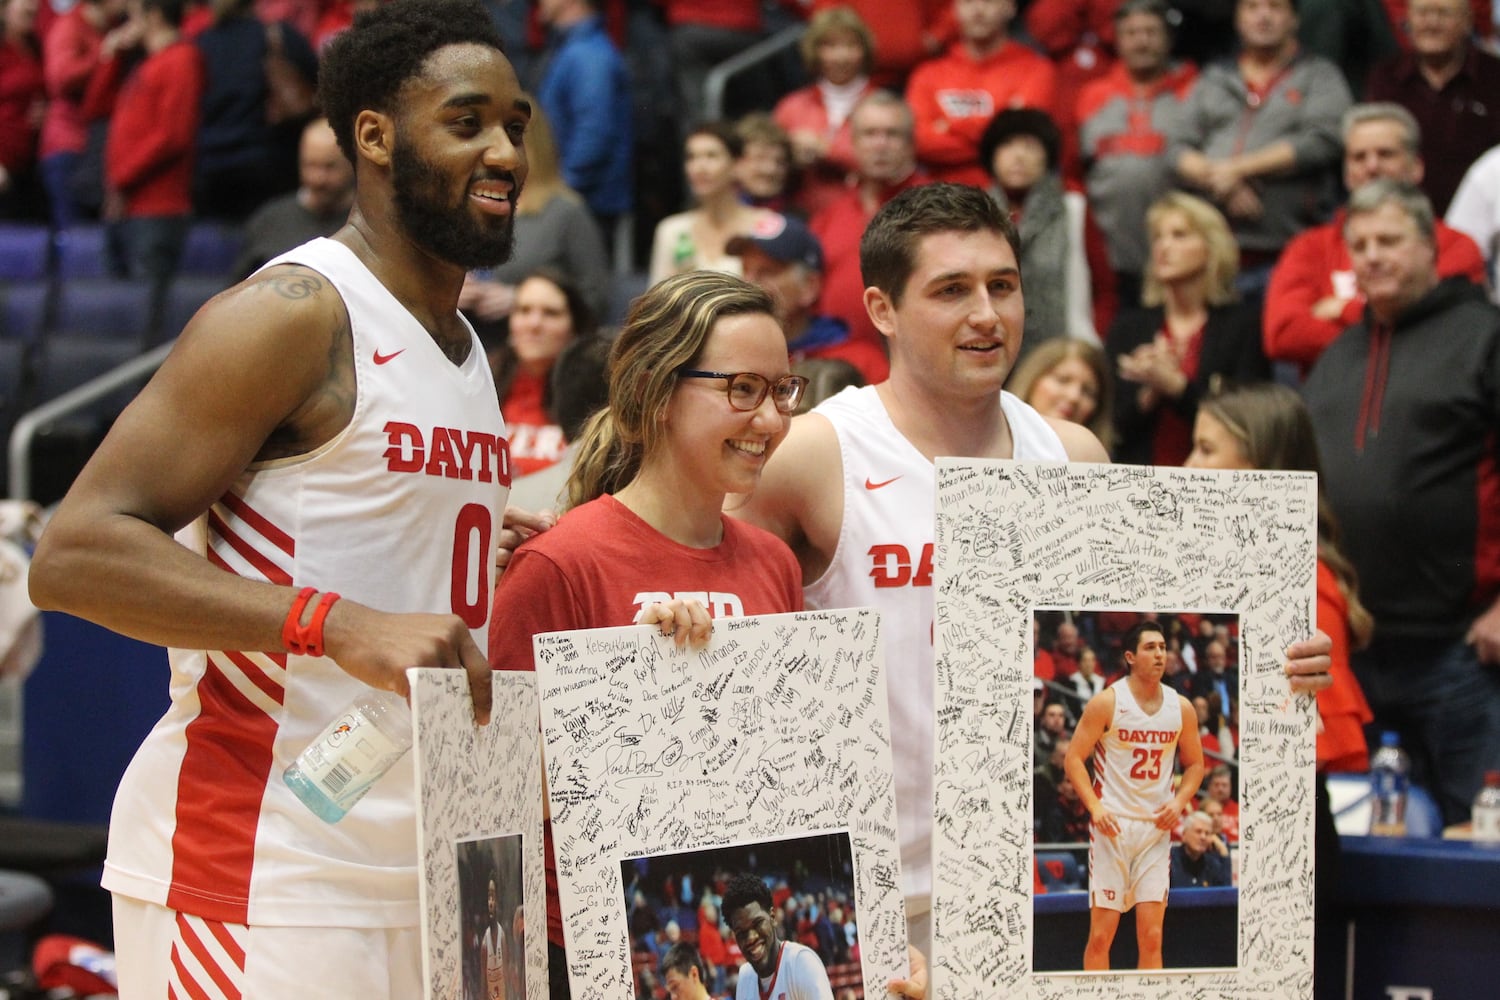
top-left (733, 185), bottom-right (1105, 988)
top-left (722, 874), bottom-right (835, 1000)
top-left (1065, 620), bottom-right (1205, 970)
top-left (482, 878), bottom-right (508, 999)
top-left (732, 184), bottom-right (1329, 995)
top-left (28, 1), bottom-right (533, 995)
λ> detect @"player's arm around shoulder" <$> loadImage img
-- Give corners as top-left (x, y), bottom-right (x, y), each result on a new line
top-left (1044, 415), bottom-right (1110, 462)
top-left (729, 410), bottom-right (843, 586)
top-left (29, 263), bottom-right (352, 650)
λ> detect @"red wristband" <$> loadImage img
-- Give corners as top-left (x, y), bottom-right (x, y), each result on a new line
top-left (282, 587), bottom-right (340, 657)
top-left (303, 591), bottom-right (341, 658)
top-left (281, 587), bottom-right (317, 654)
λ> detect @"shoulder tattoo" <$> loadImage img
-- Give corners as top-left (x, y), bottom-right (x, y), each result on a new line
top-left (261, 267), bottom-right (326, 301)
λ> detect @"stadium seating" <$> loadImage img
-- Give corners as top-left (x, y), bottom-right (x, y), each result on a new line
top-left (180, 222), bottom-right (245, 279)
top-left (30, 333), bottom-right (144, 415)
top-left (155, 275), bottom-right (229, 346)
top-left (0, 225), bottom-right (51, 282)
top-left (0, 282), bottom-right (50, 344)
top-left (1036, 850), bottom-right (1084, 892)
top-left (51, 277), bottom-right (156, 344)
top-left (51, 225), bottom-right (111, 280)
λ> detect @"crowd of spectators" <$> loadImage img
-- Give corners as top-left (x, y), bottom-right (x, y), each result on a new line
top-left (6, 0), bottom-right (1500, 820)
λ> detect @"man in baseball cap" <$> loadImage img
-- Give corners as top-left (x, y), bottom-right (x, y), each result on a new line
top-left (728, 213), bottom-right (889, 395)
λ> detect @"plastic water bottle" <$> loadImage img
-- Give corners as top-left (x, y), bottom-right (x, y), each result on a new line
top-left (1368, 730), bottom-right (1410, 837)
top-left (283, 690), bottom-right (412, 823)
top-left (1473, 770), bottom-right (1500, 847)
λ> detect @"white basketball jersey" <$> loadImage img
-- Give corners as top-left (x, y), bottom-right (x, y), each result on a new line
top-left (103, 238), bottom-right (508, 927)
top-left (804, 386), bottom-right (1066, 898)
top-left (1094, 680), bottom-right (1183, 821)
top-left (483, 925), bottom-right (505, 998)
top-left (734, 940), bottom-right (835, 1000)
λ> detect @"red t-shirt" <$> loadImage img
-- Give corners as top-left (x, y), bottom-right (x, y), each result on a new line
top-left (1263, 214), bottom-right (1486, 373)
top-left (0, 37), bottom-right (43, 173)
top-left (101, 39), bottom-right (205, 216)
top-left (501, 370), bottom-right (567, 477)
top-left (489, 494), bottom-right (804, 946)
top-left (810, 170), bottom-right (932, 354)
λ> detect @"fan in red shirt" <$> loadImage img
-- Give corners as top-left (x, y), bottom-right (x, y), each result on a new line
top-left (85, 0), bottom-right (205, 284)
top-left (1263, 101), bottom-right (1485, 373)
top-left (905, 0), bottom-right (1057, 188)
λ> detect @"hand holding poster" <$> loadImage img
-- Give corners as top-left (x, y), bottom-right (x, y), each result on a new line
top-left (412, 670), bottom-right (546, 1000)
top-left (534, 610), bottom-right (907, 999)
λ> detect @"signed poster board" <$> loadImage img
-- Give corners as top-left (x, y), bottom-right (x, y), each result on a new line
top-left (412, 669), bottom-right (546, 1000)
top-left (534, 610), bottom-right (908, 999)
top-left (930, 461), bottom-right (1318, 998)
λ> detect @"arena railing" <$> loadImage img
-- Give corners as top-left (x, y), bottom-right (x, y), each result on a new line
top-left (8, 340), bottom-right (174, 503)
top-left (702, 25), bottom-right (805, 123)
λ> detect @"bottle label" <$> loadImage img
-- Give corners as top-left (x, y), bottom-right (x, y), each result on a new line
top-left (295, 704), bottom-right (407, 808)
top-left (1475, 804), bottom-right (1500, 844)
top-left (1369, 761), bottom-right (1409, 835)
top-left (673, 232), bottom-right (694, 268)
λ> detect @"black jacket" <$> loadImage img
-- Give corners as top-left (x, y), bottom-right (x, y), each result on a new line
top-left (1303, 278), bottom-right (1500, 635)
top-left (1107, 300), bottom-right (1271, 465)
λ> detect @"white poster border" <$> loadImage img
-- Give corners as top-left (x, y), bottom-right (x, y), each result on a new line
top-left (412, 669), bottom-right (547, 1000)
top-left (931, 460), bottom-right (1319, 999)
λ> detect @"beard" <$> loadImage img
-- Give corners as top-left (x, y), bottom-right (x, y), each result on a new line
top-left (390, 134), bottom-right (520, 270)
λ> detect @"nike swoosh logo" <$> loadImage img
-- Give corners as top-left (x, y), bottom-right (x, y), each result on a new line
top-left (373, 349), bottom-right (405, 365)
top-left (865, 476), bottom-right (902, 490)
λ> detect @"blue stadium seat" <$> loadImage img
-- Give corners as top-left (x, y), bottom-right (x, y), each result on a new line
top-left (0, 338), bottom-right (31, 411)
top-left (154, 275), bottom-right (228, 345)
top-left (0, 282), bottom-right (50, 343)
top-left (53, 225), bottom-right (111, 279)
top-left (53, 278), bottom-right (156, 343)
top-left (31, 333), bottom-right (143, 416)
top-left (25, 334), bottom-right (145, 505)
top-left (0, 225), bottom-right (51, 282)
top-left (179, 222), bottom-right (245, 279)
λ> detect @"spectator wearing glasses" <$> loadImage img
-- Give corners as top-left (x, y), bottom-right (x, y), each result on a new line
top-left (489, 271), bottom-right (805, 999)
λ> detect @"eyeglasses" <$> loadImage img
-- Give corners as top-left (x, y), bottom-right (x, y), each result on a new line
top-left (1408, 4), bottom-right (1463, 18)
top-left (676, 369), bottom-right (809, 414)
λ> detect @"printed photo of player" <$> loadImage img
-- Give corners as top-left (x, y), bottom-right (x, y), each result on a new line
top-left (723, 872), bottom-right (834, 1000)
top-left (1067, 618), bottom-right (1204, 970)
top-left (1030, 610), bottom-right (1242, 972)
top-left (618, 832), bottom-right (861, 1000)
top-left (457, 833), bottom-right (525, 1000)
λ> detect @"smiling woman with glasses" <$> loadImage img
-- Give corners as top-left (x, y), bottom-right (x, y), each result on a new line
top-left (675, 368), bottom-right (809, 414)
top-left (488, 270), bottom-right (807, 996)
